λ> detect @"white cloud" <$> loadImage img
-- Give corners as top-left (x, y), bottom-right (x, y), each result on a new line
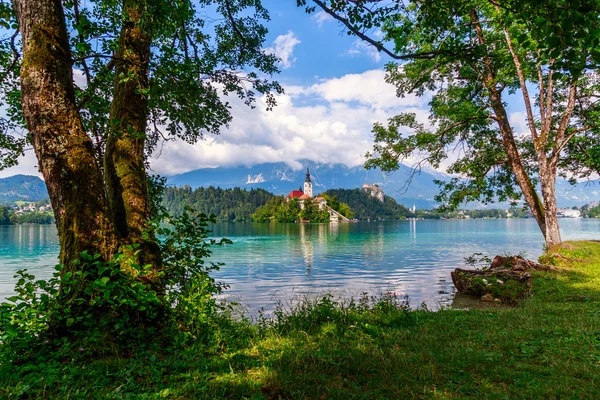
top-left (0, 149), bottom-right (42, 179)
top-left (301, 70), bottom-right (423, 110)
top-left (509, 111), bottom-right (530, 138)
top-left (265, 31), bottom-right (301, 69)
top-left (347, 39), bottom-right (381, 63)
top-left (312, 11), bottom-right (333, 28)
top-left (1, 70), bottom-right (433, 179)
top-left (149, 69), bottom-right (432, 176)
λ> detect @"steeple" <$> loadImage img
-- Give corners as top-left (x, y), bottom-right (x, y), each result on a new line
top-left (303, 167), bottom-right (313, 198)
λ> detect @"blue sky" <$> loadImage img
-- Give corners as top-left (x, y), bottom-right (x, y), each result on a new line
top-left (0, 0), bottom-right (528, 179)
top-left (262, 1), bottom-right (387, 82)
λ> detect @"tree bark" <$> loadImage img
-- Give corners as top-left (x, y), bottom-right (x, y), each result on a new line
top-left (540, 169), bottom-right (562, 248)
top-left (14, 0), bottom-right (118, 270)
top-left (104, 0), bottom-right (162, 274)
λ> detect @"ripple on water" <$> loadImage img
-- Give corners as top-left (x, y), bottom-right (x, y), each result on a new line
top-left (2, 220), bottom-right (599, 313)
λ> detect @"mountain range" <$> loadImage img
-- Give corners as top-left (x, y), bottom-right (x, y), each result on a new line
top-left (0, 175), bottom-right (48, 203)
top-left (167, 161), bottom-right (600, 209)
top-left (1, 162), bottom-right (597, 209)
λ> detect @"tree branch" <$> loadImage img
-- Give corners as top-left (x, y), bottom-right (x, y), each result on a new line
top-left (540, 59), bottom-right (555, 143)
top-left (550, 83), bottom-right (578, 165)
top-left (499, 18), bottom-right (538, 144)
top-left (312, 0), bottom-right (454, 61)
top-left (224, 0), bottom-right (247, 60)
top-left (536, 50), bottom-right (545, 122)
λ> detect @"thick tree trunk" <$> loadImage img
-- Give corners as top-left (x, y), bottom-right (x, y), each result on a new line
top-left (540, 169), bottom-right (562, 248)
top-left (14, 0), bottom-right (117, 270)
top-left (104, 0), bottom-right (162, 274)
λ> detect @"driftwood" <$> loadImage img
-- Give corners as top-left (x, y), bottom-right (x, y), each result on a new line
top-left (451, 255), bottom-right (558, 303)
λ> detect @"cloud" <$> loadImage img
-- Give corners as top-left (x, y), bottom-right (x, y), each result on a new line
top-left (509, 111), bottom-right (530, 138)
top-left (0, 149), bottom-right (42, 179)
top-left (301, 70), bottom-right (422, 110)
top-left (149, 69), bottom-right (432, 176)
top-left (0, 70), bottom-right (432, 179)
top-left (265, 31), bottom-right (301, 69)
top-left (312, 11), bottom-right (333, 28)
top-left (347, 39), bottom-right (381, 63)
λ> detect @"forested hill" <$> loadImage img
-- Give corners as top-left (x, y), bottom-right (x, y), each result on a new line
top-left (0, 175), bottom-right (48, 203)
top-left (322, 189), bottom-right (412, 220)
top-left (162, 186), bottom-right (274, 222)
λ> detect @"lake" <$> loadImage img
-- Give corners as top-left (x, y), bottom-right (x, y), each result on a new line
top-left (1, 219), bottom-right (599, 313)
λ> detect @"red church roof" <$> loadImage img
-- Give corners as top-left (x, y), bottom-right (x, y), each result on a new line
top-left (286, 190), bottom-right (304, 199)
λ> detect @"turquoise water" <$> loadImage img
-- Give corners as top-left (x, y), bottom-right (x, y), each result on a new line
top-left (1, 219), bottom-right (599, 312)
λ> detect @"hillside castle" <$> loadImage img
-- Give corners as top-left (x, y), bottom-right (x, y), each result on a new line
top-left (362, 184), bottom-right (385, 203)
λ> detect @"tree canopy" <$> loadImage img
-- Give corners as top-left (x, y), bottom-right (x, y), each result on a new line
top-left (302, 0), bottom-right (600, 247)
top-left (0, 0), bottom-right (281, 270)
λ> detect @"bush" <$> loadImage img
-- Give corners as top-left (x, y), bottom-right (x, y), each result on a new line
top-left (0, 208), bottom-right (231, 361)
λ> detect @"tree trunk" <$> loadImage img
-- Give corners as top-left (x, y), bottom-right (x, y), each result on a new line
top-left (469, 8), bottom-right (547, 238)
top-left (540, 169), bottom-right (562, 248)
top-left (104, 0), bottom-right (162, 275)
top-left (14, 0), bottom-right (118, 270)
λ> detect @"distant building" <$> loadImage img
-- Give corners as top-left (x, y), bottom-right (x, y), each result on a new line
top-left (558, 209), bottom-right (581, 218)
top-left (362, 184), bottom-right (384, 203)
top-left (285, 168), bottom-right (327, 210)
top-left (303, 168), bottom-right (313, 198)
top-left (286, 190), bottom-right (304, 199)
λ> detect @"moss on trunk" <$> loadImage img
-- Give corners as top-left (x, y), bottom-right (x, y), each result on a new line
top-left (15, 0), bottom-right (118, 271)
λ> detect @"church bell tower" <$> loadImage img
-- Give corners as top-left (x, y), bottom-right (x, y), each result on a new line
top-left (303, 167), bottom-right (313, 198)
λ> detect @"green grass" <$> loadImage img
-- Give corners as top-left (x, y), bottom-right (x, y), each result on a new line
top-left (2, 241), bottom-right (600, 399)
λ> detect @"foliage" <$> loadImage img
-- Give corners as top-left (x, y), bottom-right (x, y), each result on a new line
top-left (163, 185), bottom-right (274, 222)
top-left (0, 252), bottom-right (166, 362)
top-left (1, 241), bottom-right (600, 398)
top-left (302, 0), bottom-right (600, 247)
top-left (0, 0), bottom-right (283, 163)
top-left (9, 211), bottom-right (54, 224)
top-left (0, 207), bottom-right (230, 358)
top-left (154, 208), bottom-right (232, 343)
top-left (0, 205), bottom-right (9, 224)
top-left (321, 194), bottom-right (354, 219)
top-left (322, 189), bottom-right (410, 220)
top-left (583, 203), bottom-right (600, 218)
top-left (252, 196), bottom-right (331, 222)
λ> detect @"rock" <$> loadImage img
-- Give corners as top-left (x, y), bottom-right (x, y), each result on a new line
top-left (451, 254), bottom-right (555, 304)
top-left (481, 293), bottom-right (494, 302)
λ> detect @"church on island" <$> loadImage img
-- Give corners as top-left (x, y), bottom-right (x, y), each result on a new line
top-left (285, 168), bottom-right (328, 211)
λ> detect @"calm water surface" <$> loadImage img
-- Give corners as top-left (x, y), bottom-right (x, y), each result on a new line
top-left (1, 219), bottom-right (599, 312)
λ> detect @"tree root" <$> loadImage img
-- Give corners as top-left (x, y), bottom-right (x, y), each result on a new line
top-left (451, 255), bottom-right (561, 304)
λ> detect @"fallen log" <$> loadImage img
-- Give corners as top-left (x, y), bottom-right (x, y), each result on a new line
top-left (451, 255), bottom-right (556, 304)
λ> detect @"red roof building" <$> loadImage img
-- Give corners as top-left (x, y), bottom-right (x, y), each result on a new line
top-left (286, 190), bottom-right (304, 199)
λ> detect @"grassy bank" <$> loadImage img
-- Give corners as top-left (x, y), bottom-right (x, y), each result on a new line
top-left (2, 241), bottom-right (600, 399)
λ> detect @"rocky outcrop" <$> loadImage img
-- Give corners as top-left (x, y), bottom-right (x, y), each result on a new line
top-left (362, 184), bottom-right (385, 203)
